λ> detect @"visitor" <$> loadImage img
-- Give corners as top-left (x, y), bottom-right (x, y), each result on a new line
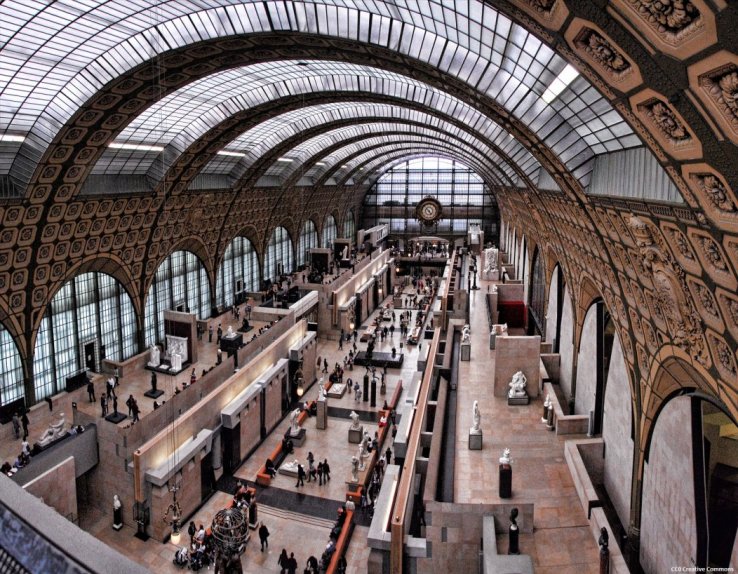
top-left (87, 381), bottom-right (95, 403)
top-left (131, 400), bottom-right (140, 423)
top-left (126, 394), bottom-right (135, 417)
top-left (278, 549), bottom-right (289, 574)
top-left (296, 464), bottom-right (306, 487)
top-left (11, 413), bottom-right (20, 439)
top-left (306, 452), bottom-right (315, 482)
top-left (258, 522), bottom-right (270, 551)
top-left (323, 459), bottom-right (331, 481)
top-left (100, 395), bottom-right (108, 417)
top-left (385, 447), bottom-right (392, 466)
top-left (188, 521), bottom-right (196, 546)
top-left (153, 400), bottom-right (160, 410)
top-left (265, 458), bottom-right (277, 478)
top-left (208, 324), bottom-right (213, 342)
top-left (287, 552), bottom-right (298, 574)
top-left (306, 555), bottom-right (319, 574)
top-left (190, 368), bottom-right (196, 385)
top-left (217, 323), bottom-right (222, 343)
top-left (317, 461), bottom-right (324, 485)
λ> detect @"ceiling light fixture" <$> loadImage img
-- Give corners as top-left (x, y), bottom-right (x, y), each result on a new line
top-left (541, 64), bottom-right (579, 104)
top-left (109, 142), bottom-right (165, 152)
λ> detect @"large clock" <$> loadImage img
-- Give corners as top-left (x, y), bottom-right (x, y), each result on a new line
top-left (416, 197), bottom-right (443, 226)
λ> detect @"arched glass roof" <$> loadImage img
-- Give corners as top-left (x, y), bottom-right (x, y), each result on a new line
top-left (0, 0), bottom-right (642, 193)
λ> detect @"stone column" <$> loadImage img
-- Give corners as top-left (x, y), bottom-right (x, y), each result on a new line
top-left (212, 432), bottom-right (222, 470)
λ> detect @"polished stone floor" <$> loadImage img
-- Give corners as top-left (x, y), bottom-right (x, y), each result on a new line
top-left (455, 273), bottom-right (599, 573)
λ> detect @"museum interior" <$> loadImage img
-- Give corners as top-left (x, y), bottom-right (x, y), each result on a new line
top-left (1, 1), bottom-right (738, 573)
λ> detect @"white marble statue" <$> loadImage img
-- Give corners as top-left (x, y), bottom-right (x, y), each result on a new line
top-left (499, 448), bottom-right (511, 465)
top-left (461, 324), bottom-right (471, 344)
top-left (483, 246), bottom-right (499, 272)
top-left (51, 413), bottom-right (66, 438)
top-left (289, 408), bottom-right (301, 436)
top-left (349, 410), bottom-right (361, 430)
top-left (148, 344), bottom-right (161, 367)
top-left (350, 456), bottom-right (359, 483)
top-left (170, 352), bottom-right (182, 372)
top-left (226, 325), bottom-right (234, 338)
top-left (342, 245), bottom-right (349, 260)
top-left (508, 371), bottom-right (528, 398)
top-left (318, 377), bottom-right (327, 400)
top-left (472, 401), bottom-right (481, 433)
top-left (360, 431), bottom-right (371, 456)
top-left (113, 494), bottom-right (122, 511)
top-left (37, 428), bottom-right (56, 448)
top-left (542, 394), bottom-right (552, 423)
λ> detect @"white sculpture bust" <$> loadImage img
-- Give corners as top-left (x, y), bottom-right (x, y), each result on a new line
top-left (148, 344), bottom-right (160, 367)
top-left (499, 448), bottom-right (511, 465)
top-left (508, 371), bottom-right (527, 398)
top-left (113, 494), bottom-right (121, 510)
top-left (226, 325), bottom-right (234, 338)
top-left (472, 400), bottom-right (481, 433)
top-left (349, 410), bottom-right (361, 430)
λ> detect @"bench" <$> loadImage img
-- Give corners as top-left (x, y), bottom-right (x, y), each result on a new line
top-left (326, 509), bottom-right (354, 574)
top-left (256, 401), bottom-right (315, 486)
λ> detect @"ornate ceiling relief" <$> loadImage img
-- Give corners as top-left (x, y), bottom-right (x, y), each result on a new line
top-left (628, 215), bottom-right (708, 365)
top-left (515, 0), bottom-right (569, 29)
top-left (567, 22), bottom-right (643, 92)
top-left (689, 52), bottom-right (738, 144)
top-left (686, 277), bottom-right (724, 332)
top-left (632, 91), bottom-right (702, 160)
top-left (682, 165), bottom-right (738, 231)
top-left (716, 290), bottom-right (738, 342)
top-left (706, 331), bottom-right (738, 382)
top-left (630, 0), bottom-right (700, 36)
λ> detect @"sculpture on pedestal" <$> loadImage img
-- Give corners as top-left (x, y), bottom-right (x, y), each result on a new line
top-left (37, 413), bottom-right (67, 448)
top-left (289, 408), bottom-right (301, 436)
top-left (113, 494), bottom-right (123, 530)
top-left (461, 324), bottom-right (471, 344)
top-left (318, 378), bottom-right (327, 400)
top-left (499, 448), bottom-right (511, 465)
top-left (542, 394), bottom-right (551, 423)
top-left (226, 325), bottom-right (234, 338)
top-left (148, 344), bottom-right (160, 367)
top-left (350, 456), bottom-right (359, 483)
top-left (170, 353), bottom-right (182, 372)
top-left (471, 401), bottom-right (481, 433)
top-left (508, 371), bottom-right (528, 399)
top-left (349, 411), bottom-right (361, 430)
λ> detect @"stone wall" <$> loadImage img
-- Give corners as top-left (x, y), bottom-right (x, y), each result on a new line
top-left (558, 286), bottom-right (575, 405)
top-left (602, 337), bottom-right (633, 531)
top-left (641, 396), bottom-right (696, 574)
top-left (23, 456), bottom-right (77, 523)
top-left (574, 305), bottom-right (597, 418)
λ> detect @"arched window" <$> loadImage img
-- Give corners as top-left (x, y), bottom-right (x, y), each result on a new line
top-left (216, 237), bottom-right (259, 308)
top-left (0, 324), bottom-right (24, 407)
top-left (322, 215), bottom-right (337, 248)
top-left (264, 227), bottom-right (294, 281)
top-left (343, 210), bottom-right (356, 240)
top-left (528, 247), bottom-right (546, 337)
top-left (144, 251), bottom-right (211, 345)
top-left (33, 272), bottom-right (136, 402)
top-left (297, 220), bottom-right (318, 266)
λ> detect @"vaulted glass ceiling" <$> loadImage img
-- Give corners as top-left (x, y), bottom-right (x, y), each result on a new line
top-left (1, 0), bottom-right (643, 194)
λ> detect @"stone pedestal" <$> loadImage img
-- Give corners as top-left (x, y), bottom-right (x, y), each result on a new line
top-left (489, 333), bottom-right (496, 350)
top-left (469, 430), bottom-right (482, 450)
top-left (507, 393), bottom-right (530, 406)
top-left (248, 502), bottom-right (258, 530)
top-left (285, 427), bottom-right (306, 447)
top-left (113, 507), bottom-right (123, 531)
top-left (508, 524), bottom-right (519, 555)
top-left (460, 342), bottom-right (471, 361)
top-left (316, 398), bottom-right (327, 430)
top-left (348, 426), bottom-right (364, 443)
top-left (499, 464), bottom-right (512, 498)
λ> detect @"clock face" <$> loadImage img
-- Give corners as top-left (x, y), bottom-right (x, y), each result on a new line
top-left (416, 197), bottom-right (442, 225)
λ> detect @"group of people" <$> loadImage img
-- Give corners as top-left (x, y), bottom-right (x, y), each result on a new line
top-left (295, 451), bottom-right (331, 487)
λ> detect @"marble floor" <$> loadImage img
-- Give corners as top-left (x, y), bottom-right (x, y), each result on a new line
top-left (455, 272), bottom-right (600, 573)
top-left (80, 289), bottom-right (426, 573)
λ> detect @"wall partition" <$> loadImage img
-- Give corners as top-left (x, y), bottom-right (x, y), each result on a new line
top-left (216, 237), bottom-right (260, 308)
top-left (33, 272), bottom-right (137, 402)
top-left (264, 226), bottom-right (294, 282)
top-left (144, 250), bottom-right (211, 346)
top-left (297, 220), bottom-right (318, 266)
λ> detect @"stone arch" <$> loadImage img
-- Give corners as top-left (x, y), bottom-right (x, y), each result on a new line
top-left (144, 235), bottom-right (214, 306)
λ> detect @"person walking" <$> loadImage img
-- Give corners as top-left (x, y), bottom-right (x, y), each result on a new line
top-left (322, 358), bottom-right (328, 374)
top-left (131, 400), bottom-right (140, 423)
top-left (338, 336), bottom-right (343, 350)
top-left (296, 464), bottom-right (305, 487)
top-left (323, 459), bottom-right (331, 481)
top-left (100, 395), bottom-right (108, 417)
top-left (385, 447), bottom-right (392, 466)
top-left (217, 323), bottom-right (223, 343)
top-left (11, 413), bottom-right (20, 440)
top-left (306, 452), bottom-right (315, 482)
top-left (317, 461), bottom-right (324, 486)
top-left (278, 549), bottom-right (289, 574)
top-left (87, 381), bottom-right (95, 402)
top-left (287, 552), bottom-right (298, 574)
top-left (20, 411), bottom-right (29, 439)
top-left (125, 394), bottom-right (135, 417)
top-left (258, 523), bottom-right (270, 551)
top-left (208, 324), bottom-right (213, 342)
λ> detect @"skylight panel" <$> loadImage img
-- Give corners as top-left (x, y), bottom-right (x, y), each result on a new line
top-left (542, 64), bottom-right (580, 103)
top-left (109, 142), bottom-right (164, 152)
